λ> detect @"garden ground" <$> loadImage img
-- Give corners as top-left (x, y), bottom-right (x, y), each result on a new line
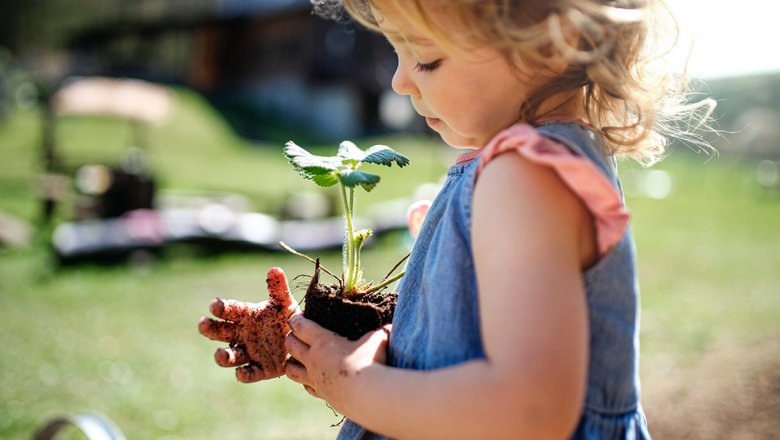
top-left (1, 88), bottom-right (778, 439)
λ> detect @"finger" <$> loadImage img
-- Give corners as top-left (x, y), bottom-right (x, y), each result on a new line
top-left (284, 358), bottom-right (308, 385)
top-left (210, 298), bottom-right (256, 322)
top-left (266, 267), bottom-right (300, 316)
top-left (348, 326), bottom-right (391, 365)
top-left (215, 346), bottom-right (249, 367)
top-left (355, 326), bottom-right (391, 351)
top-left (284, 332), bottom-right (310, 363)
top-left (236, 363), bottom-right (270, 383)
top-left (198, 317), bottom-right (237, 343)
top-left (380, 324), bottom-right (392, 344)
top-left (288, 313), bottom-right (332, 345)
top-left (362, 324), bottom-right (391, 343)
top-left (364, 326), bottom-right (392, 364)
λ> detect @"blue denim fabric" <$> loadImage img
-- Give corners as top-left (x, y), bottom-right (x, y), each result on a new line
top-left (338, 122), bottom-right (650, 440)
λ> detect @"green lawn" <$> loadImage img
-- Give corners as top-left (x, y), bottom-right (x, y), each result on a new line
top-left (1, 88), bottom-right (778, 439)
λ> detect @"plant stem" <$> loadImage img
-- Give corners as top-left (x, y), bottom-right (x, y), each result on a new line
top-left (380, 252), bottom-right (410, 283)
top-left (354, 233), bottom-right (362, 290)
top-left (278, 241), bottom-right (340, 283)
top-left (348, 185), bottom-right (359, 289)
top-left (340, 181), bottom-right (356, 292)
top-left (364, 271), bottom-right (405, 294)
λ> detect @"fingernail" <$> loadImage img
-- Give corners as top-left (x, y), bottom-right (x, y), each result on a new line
top-left (236, 367), bottom-right (248, 383)
top-left (197, 317), bottom-right (210, 333)
top-left (268, 266), bottom-right (284, 276)
top-left (289, 314), bottom-right (302, 329)
top-left (214, 348), bottom-right (228, 365)
top-left (209, 298), bottom-right (223, 315)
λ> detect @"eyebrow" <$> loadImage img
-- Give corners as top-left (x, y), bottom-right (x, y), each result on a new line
top-left (384, 30), bottom-right (435, 47)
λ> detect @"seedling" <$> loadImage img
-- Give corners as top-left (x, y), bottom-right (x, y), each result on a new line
top-left (282, 140), bottom-right (410, 298)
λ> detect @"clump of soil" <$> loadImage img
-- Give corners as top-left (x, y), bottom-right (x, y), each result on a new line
top-left (302, 263), bottom-right (397, 341)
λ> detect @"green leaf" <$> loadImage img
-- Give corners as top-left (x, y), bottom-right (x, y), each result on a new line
top-left (363, 145), bottom-right (410, 167)
top-left (311, 173), bottom-right (340, 187)
top-left (337, 141), bottom-right (366, 163)
top-left (339, 169), bottom-right (380, 191)
top-left (283, 141), bottom-right (340, 175)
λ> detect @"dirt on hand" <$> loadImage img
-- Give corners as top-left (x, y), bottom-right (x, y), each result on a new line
top-left (199, 267), bottom-right (299, 383)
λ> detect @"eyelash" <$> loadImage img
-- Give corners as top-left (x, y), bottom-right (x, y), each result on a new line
top-left (414, 59), bottom-right (442, 72)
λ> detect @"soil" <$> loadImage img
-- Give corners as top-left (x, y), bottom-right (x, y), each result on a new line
top-left (302, 264), bottom-right (397, 341)
top-left (643, 337), bottom-right (780, 439)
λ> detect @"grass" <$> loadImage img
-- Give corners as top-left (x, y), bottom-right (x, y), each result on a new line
top-left (2, 88), bottom-right (779, 439)
top-left (623, 152), bottom-right (780, 438)
top-left (628, 153), bottom-right (780, 353)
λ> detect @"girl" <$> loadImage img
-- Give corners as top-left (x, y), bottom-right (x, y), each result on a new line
top-left (199, 0), bottom-right (712, 438)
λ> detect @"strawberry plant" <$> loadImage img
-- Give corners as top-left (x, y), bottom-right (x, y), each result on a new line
top-left (282, 140), bottom-right (410, 339)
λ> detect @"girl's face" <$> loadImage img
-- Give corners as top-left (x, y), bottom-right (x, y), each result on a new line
top-left (374, 4), bottom-right (538, 149)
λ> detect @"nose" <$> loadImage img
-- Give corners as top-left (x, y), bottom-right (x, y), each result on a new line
top-left (391, 62), bottom-right (418, 97)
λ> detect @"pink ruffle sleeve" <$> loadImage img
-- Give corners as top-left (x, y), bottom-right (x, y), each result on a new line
top-left (473, 124), bottom-right (630, 257)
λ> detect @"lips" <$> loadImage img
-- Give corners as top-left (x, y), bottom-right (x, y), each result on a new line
top-left (412, 102), bottom-right (438, 126)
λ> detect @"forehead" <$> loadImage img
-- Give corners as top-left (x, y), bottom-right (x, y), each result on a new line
top-left (370, 2), bottom-right (437, 47)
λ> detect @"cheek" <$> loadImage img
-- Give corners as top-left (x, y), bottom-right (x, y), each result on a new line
top-left (460, 100), bottom-right (520, 134)
top-left (475, 84), bottom-right (526, 126)
top-left (424, 70), bottom-right (526, 137)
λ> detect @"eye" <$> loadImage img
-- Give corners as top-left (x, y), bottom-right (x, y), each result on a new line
top-left (414, 59), bottom-right (442, 72)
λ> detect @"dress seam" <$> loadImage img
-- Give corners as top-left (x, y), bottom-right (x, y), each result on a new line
top-left (584, 402), bottom-right (639, 416)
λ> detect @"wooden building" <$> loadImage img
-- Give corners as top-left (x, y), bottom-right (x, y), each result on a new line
top-left (66, 0), bottom-right (404, 141)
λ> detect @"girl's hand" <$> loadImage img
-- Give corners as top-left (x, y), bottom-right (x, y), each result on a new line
top-left (284, 314), bottom-right (390, 413)
top-left (198, 267), bottom-right (300, 383)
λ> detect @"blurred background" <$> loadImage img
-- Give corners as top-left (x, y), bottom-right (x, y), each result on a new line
top-left (0, 0), bottom-right (778, 439)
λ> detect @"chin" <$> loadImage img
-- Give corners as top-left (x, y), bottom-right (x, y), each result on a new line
top-left (448, 143), bottom-right (479, 150)
top-left (437, 131), bottom-right (479, 149)
top-left (433, 123), bottom-right (487, 148)
top-left (442, 137), bottom-right (481, 149)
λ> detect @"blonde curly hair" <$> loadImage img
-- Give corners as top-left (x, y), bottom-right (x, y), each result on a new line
top-left (319, 0), bottom-right (714, 164)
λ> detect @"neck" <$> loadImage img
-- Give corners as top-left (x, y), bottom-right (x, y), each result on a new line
top-left (532, 89), bottom-right (588, 124)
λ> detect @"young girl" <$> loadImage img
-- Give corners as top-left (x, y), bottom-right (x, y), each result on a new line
top-left (199, 0), bottom-right (712, 438)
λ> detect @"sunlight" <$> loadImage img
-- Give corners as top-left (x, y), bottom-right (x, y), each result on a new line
top-left (665, 0), bottom-right (773, 79)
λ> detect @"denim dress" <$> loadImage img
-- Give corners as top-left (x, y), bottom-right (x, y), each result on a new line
top-left (338, 122), bottom-right (651, 440)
